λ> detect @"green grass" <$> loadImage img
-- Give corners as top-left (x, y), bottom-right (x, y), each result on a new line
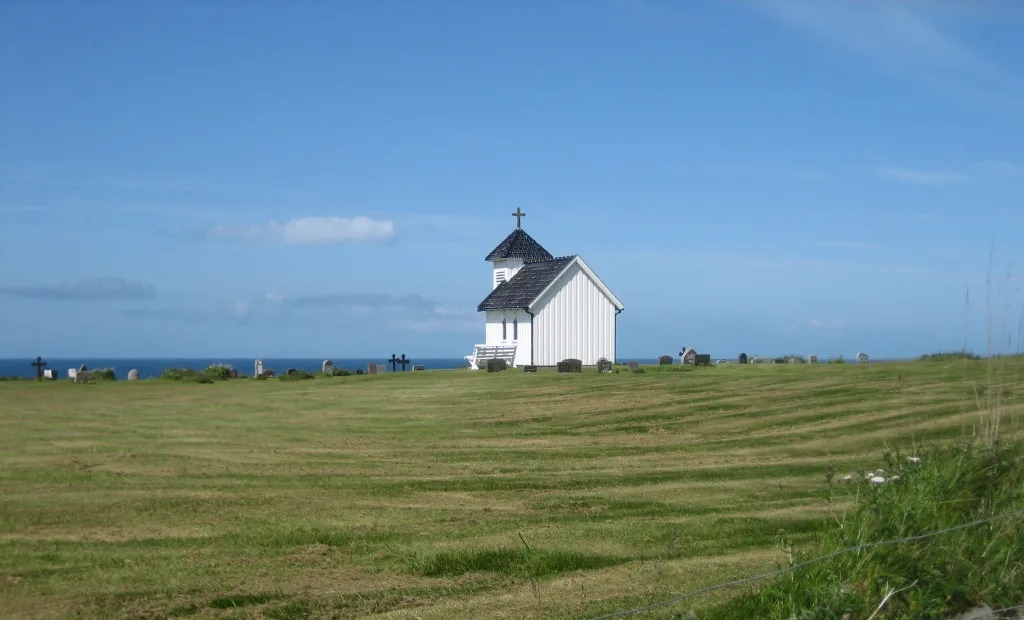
top-left (0, 359), bottom-right (1021, 619)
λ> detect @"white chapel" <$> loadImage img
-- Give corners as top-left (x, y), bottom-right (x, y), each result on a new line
top-left (465, 209), bottom-right (624, 369)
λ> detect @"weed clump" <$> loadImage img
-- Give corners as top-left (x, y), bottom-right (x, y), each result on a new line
top-left (279, 370), bottom-right (315, 381)
top-left (920, 351), bottom-right (982, 361)
top-left (708, 441), bottom-right (1024, 619)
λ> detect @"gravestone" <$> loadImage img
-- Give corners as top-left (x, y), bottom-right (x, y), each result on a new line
top-left (79, 364), bottom-right (88, 372)
top-left (523, 365), bottom-right (538, 373)
top-left (74, 370), bottom-right (93, 384)
top-left (808, 354), bottom-right (818, 365)
top-left (658, 355), bottom-right (673, 365)
top-left (788, 358), bottom-right (798, 364)
top-left (322, 360), bottom-right (334, 375)
top-left (596, 357), bottom-right (613, 373)
top-left (31, 356), bottom-right (48, 381)
top-left (127, 369), bottom-right (140, 381)
top-left (367, 362), bottom-right (378, 375)
top-left (286, 368), bottom-right (298, 376)
top-left (254, 359), bottom-right (264, 378)
top-left (262, 369), bottom-right (276, 378)
top-left (229, 369), bottom-right (238, 378)
top-left (43, 369), bottom-right (57, 380)
top-left (680, 348), bottom-right (696, 365)
top-left (695, 354), bottom-right (711, 366)
top-left (356, 368), bottom-right (364, 375)
top-left (558, 358), bottom-right (582, 373)
top-left (487, 358), bottom-right (507, 372)
top-left (412, 365), bottom-right (425, 371)
top-left (856, 352), bottom-right (869, 364)
top-left (738, 353), bottom-right (748, 364)
top-left (628, 361), bottom-right (639, 372)
top-left (68, 368), bottom-right (78, 380)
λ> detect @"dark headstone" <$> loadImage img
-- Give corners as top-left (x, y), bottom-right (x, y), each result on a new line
top-left (487, 358), bottom-right (507, 372)
top-left (286, 368), bottom-right (297, 376)
top-left (262, 369), bottom-right (276, 378)
top-left (557, 358), bottom-right (582, 373)
top-left (412, 365), bottom-right (425, 371)
top-left (695, 354), bottom-right (711, 366)
top-left (628, 360), bottom-right (639, 372)
top-left (523, 365), bottom-right (538, 373)
top-left (658, 355), bottom-right (673, 365)
top-left (596, 357), bottom-right (613, 373)
top-left (356, 368), bottom-right (364, 375)
top-left (738, 353), bottom-right (748, 364)
top-left (74, 370), bottom-right (93, 384)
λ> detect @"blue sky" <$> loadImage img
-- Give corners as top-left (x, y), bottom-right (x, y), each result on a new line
top-left (2, 0), bottom-right (1023, 359)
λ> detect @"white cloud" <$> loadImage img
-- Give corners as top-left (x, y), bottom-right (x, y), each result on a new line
top-left (207, 216), bottom-right (394, 245)
top-left (744, 0), bottom-right (1024, 106)
top-left (978, 160), bottom-right (1024, 176)
top-left (816, 241), bottom-right (879, 250)
top-left (389, 318), bottom-right (479, 333)
top-left (880, 168), bottom-right (967, 185)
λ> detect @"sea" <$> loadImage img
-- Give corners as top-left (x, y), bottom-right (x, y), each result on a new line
top-left (1, 356), bottom-right (892, 379)
top-left (0, 358), bottom-right (472, 379)
top-left (0, 357), bottom-right (672, 379)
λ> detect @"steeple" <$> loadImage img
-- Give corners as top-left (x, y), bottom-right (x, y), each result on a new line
top-left (484, 210), bottom-right (554, 290)
top-left (484, 228), bottom-right (553, 263)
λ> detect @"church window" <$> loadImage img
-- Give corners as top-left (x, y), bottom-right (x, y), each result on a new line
top-left (513, 318), bottom-right (518, 340)
top-left (502, 318), bottom-right (507, 340)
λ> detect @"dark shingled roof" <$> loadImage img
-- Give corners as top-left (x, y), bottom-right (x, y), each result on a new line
top-left (477, 256), bottom-right (575, 311)
top-left (484, 228), bottom-right (554, 262)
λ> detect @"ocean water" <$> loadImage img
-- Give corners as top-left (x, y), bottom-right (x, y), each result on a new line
top-left (0, 358), bottom-right (474, 379)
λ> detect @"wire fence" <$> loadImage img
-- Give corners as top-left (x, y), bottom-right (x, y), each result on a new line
top-left (588, 508), bottom-right (1024, 620)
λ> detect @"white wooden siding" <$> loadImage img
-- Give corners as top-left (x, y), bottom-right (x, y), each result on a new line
top-left (484, 309), bottom-right (532, 366)
top-left (532, 263), bottom-right (616, 366)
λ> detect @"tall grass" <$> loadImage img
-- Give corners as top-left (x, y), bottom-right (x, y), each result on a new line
top-left (706, 442), bottom-right (1024, 619)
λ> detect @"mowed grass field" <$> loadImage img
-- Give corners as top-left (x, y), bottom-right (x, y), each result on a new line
top-left (1, 360), bottom-right (1022, 619)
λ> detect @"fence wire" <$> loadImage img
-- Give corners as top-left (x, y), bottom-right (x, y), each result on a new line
top-left (588, 508), bottom-right (1024, 620)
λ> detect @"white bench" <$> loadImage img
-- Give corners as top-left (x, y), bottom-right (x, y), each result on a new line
top-left (464, 344), bottom-right (517, 370)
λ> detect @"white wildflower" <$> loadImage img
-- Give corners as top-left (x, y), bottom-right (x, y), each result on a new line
top-left (870, 475), bottom-right (886, 484)
top-left (907, 456), bottom-right (921, 464)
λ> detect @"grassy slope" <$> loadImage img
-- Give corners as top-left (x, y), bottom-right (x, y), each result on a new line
top-left (0, 360), bottom-right (1021, 619)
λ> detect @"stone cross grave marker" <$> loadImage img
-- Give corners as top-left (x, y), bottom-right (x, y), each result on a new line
top-left (398, 354), bottom-right (411, 371)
